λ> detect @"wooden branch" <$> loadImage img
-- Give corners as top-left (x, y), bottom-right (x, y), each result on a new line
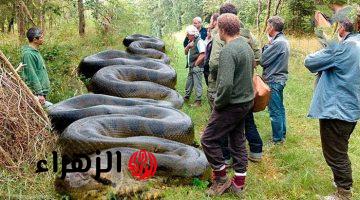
top-left (15, 63), bottom-right (26, 72)
top-left (0, 50), bottom-right (50, 126)
top-left (20, 0), bottom-right (37, 26)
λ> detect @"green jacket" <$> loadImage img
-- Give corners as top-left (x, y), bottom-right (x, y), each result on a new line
top-left (208, 27), bottom-right (260, 93)
top-left (20, 45), bottom-right (50, 96)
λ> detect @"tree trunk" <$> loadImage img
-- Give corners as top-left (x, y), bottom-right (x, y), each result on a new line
top-left (16, 0), bottom-right (26, 38)
top-left (0, 21), bottom-right (5, 32)
top-left (78, 0), bottom-right (85, 36)
top-left (274, 0), bottom-right (282, 15)
top-left (263, 0), bottom-right (272, 32)
top-left (256, 0), bottom-right (262, 34)
top-left (8, 18), bottom-right (14, 33)
top-left (8, 2), bottom-right (16, 33)
top-left (39, 0), bottom-right (46, 30)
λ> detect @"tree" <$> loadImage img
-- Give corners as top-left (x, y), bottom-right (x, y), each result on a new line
top-left (274, 0), bottom-right (282, 15)
top-left (78, 0), bottom-right (85, 36)
top-left (264, 0), bottom-right (272, 31)
top-left (286, 0), bottom-right (315, 32)
top-left (257, 0), bottom-right (262, 33)
top-left (16, 0), bottom-right (26, 37)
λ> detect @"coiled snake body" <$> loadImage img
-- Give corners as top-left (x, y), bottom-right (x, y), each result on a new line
top-left (49, 34), bottom-right (209, 199)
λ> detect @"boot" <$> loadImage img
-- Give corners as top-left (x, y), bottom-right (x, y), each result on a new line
top-left (206, 175), bottom-right (232, 196)
top-left (320, 187), bottom-right (352, 200)
top-left (191, 100), bottom-right (202, 107)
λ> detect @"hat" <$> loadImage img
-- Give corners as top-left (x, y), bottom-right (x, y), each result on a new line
top-left (186, 25), bottom-right (199, 37)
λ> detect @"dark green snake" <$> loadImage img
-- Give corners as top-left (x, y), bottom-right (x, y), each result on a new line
top-left (49, 34), bottom-right (209, 199)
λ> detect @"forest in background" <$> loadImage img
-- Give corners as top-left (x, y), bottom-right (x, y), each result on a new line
top-left (1, 0), bottom-right (360, 38)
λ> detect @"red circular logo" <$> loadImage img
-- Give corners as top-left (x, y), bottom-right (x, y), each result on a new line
top-left (128, 149), bottom-right (157, 180)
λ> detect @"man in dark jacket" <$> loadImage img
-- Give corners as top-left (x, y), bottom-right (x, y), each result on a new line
top-left (260, 16), bottom-right (290, 144)
top-left (183, 17), bottom-right (207, 48)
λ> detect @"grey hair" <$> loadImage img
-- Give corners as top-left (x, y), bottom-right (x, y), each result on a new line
top-left (339, 19), bottom-right (354, 32)
top-left (268, 16), bottom-right (285, 32)
top-left (193, 16), bottom-right (202, 24)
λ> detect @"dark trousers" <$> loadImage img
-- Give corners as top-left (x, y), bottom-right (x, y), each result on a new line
top-left (221, 112), bottom-right (263, 160)
top-left (204, 71), bottom-right (209, 86)
top-left (320, 119), bottom-right (357, 189)
top-left (201, 101), bottom-right (253, 173)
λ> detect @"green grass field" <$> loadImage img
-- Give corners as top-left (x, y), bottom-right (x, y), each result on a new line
top-left (0, 31), bottom-right (359, 199)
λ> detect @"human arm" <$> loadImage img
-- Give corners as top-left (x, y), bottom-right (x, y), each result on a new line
top-left (195, 53), bottom-right (205, 67)
top-left (260, 41), bottom-right (285, 69)
top-left (209, 34), bottom-right (224, 79)
top-left (304, 44), bottom-right (337, 73)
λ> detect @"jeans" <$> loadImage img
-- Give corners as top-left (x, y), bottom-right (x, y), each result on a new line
top-left (320, 119), bottom-right (357, 189)
top-left (201, 101), bottom-right (253, 173)
top-left (185, 67), bottom-right (203, 101)
top-left (268, 82), bottom-right (286, 142)
top-left (221, 112), bottom-right (263, 160)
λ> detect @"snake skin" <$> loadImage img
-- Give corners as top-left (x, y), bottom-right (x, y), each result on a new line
top-left (49, 34), bottom-right (209, 198)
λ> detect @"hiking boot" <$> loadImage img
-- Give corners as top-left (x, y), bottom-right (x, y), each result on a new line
top-left (320, 187), bottom-right (352, 200)
top-left (191, 100), bottom-right (202, 107)
top-left (206, 176), bottom-right (232, 196)
top-left (228, 181), bottom-right (245, 197)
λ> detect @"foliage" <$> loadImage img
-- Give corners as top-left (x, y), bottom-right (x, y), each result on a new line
top-left (284, 0), bottom-right (316, 33)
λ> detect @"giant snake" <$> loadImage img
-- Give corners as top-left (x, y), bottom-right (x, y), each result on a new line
top-left (48, 34), bottom-right (209, 199)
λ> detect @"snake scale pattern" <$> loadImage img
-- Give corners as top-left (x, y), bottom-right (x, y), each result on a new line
top-left (48, 34), bottom-right (209, 199)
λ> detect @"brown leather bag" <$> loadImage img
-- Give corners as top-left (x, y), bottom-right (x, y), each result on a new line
top-left (253, 74), bottom-right (271, 112)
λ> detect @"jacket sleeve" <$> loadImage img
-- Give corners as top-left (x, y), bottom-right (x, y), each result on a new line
top-left (260, 41), bottom-right (285, 68)
top-left (209, 34), bottom-right (223, 79)
top-left (21, 53), bottom-right (43, 95)
top-left (215, 48), bottom-right (234, 110)
top-left (304, 45), bottom-right (336, 73)
top-left (249, 33), bottom-right (261, 62)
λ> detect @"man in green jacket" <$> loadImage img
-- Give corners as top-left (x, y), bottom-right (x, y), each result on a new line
top-left (201, 13), bottom-right (255, 197)
top-left (20, 27), bottom-right (51, 106)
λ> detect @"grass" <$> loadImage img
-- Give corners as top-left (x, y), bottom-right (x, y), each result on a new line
top-left (0, 29), bottom-right (359, 199)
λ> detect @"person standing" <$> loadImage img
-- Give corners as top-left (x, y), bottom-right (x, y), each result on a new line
top-left (20, 27), bottom-right (52, 107)
top-left (183, 17), bottom-right (207, 48)
top-left (202, 13), bottom-right (219, 86)
top-left (201, 13), bottom-right (255, 197)
top-left (305, 19), bottom-right (360, 200)
top-left (208, 3), bottom-right (263, 164)
top-left (260, 16), bottom-right (290, 144)
top-left (183, 25), bottom-right (206, 107)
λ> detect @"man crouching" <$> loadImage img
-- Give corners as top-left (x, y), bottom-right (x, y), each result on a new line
top-left (200, 13), bottom-right (255, 197)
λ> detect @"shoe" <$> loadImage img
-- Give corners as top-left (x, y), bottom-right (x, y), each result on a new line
top-left (228, 181), bottom-right (245, 197)
top-left (248, 155), bottom-right (262, 163)
top-left (206, 176), bottom-right (232, 196)
top-left (320, 187), bottom-right (352, 200)
top-left (273, 138), bottom-right (285, 145)
top-left (183, 96), bottom-right (190, 102)
top-left (191, 100), bottom-right (202, 107)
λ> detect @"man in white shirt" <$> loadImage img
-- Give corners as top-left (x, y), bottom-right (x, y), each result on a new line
top-left (184, 25), bottom-right (206, 107)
